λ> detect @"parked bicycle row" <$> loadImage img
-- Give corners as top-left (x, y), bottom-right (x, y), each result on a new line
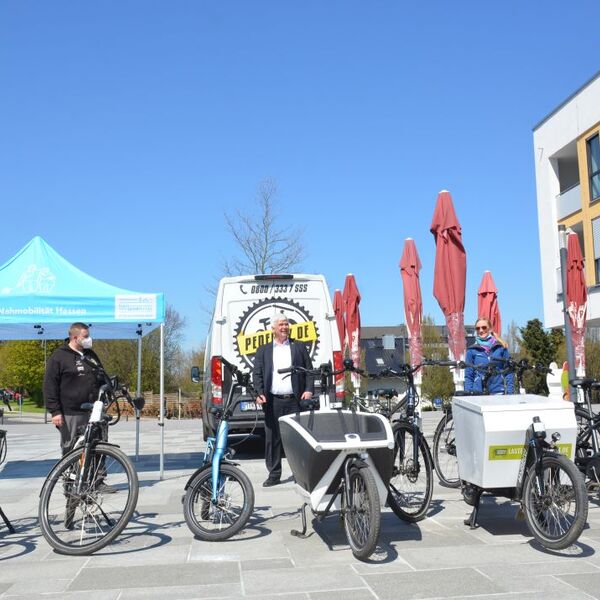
top-left (1, 354), bottom-right (594, 561)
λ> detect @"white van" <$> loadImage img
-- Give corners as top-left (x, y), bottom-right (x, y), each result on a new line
top-left (201, 274), bottom-right (344, 438)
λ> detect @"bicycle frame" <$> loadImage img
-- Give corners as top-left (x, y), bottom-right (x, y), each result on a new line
top-left (184, 357), bottom-right (254, 501)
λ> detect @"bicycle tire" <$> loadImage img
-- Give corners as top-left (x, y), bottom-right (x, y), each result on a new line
top-left (343, 464), bottom-right (380, 560)
top-left (39, 443), bottom-right (138, 555)
top-left (523, 453), bottom-right (588, 550)
top-left (432, 411), bottom-right (461, 488)
top-left (387, 421), bottom-right (433, 522)
top-left (183, 463), bottom-right (254, 541)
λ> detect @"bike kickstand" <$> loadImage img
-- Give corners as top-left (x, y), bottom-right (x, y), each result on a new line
top-left (291, 503), bottom-right (309, 538)
top-left (0, 506), bottom-right (15, 534)
top-left (463, 489), bottom-right (483, 530)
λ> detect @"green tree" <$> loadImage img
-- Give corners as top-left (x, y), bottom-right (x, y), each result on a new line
top-left (173, 347), bottom-right (205, 395)
top-left (0, 340), bottom-right (61, 405)
top-left (585, 338), bottom-right (600, 382)
top-left (420, 315), bottom-right (455, 402)
top-left (519, 319), bottom-right (560, 395)
top-left (94, 305), bottom-right (185, 392)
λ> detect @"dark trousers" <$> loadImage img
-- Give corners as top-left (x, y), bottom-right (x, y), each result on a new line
top-left (264, 396), bottom-right (299, 480)
top-left (58, 413), bottom-right (89, 456)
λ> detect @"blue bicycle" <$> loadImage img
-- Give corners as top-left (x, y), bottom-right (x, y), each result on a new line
top-left (182, 356), bottom-right (255, 540)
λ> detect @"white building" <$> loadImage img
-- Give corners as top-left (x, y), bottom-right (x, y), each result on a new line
top-left (534, 70), bottom-right (600, 329)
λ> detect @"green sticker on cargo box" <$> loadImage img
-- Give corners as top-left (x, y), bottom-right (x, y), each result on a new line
top-left (488, 443), bottom-right (572, 460)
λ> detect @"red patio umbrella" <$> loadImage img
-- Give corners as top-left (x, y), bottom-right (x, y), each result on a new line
top-left (333, 289), bottom-right (346, 353)
top-left (477, 270), bottom-right (502, 337)
top-left (343, 274), bottom-right (361, 390)
top-left (566, 232), bottom-right (587, 375)
top-left (430, 190), bottom-right (467, 363)
top-left (399, 238), bottom-right (423, 368)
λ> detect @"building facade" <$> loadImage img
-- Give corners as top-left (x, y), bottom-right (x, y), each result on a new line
top-left (534, 70), bottom-right (600, 328)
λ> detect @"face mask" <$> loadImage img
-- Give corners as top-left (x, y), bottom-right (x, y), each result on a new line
top-left (80, 336), bottom-right (93, 350)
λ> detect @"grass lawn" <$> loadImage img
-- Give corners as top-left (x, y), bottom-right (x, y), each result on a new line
top-left (3, 396), bottom-right (46, 414)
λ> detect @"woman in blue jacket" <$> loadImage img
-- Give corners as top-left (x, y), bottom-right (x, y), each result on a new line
top-left (464, 317), bottom-right (514, 394)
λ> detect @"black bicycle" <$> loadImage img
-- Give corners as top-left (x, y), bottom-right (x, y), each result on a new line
top-left (375, 360), bottom-right (454, 522)
top-left (38, 361), bottom-right (144, 555)
top-left (567, 377), bottom-right (600, 492)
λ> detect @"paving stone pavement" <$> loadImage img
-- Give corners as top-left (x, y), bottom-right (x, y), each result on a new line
top-left (1, 411), bottom-right (600, 599)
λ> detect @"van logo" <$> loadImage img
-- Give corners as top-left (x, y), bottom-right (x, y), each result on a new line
top-left (233, 297), bottom-right (319, 369)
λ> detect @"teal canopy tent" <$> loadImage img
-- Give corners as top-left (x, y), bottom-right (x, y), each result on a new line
top-left (0, 236), bottom-right (168, 477)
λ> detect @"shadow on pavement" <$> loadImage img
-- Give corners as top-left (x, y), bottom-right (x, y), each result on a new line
top-left (0, 517), bottom-right (40, 561)
top-left (308, 512), bottom-right (400, 564)
top-left (91, 512), bottom-right (177, 556)
top-left (528, 538), bottom-right (595, 557)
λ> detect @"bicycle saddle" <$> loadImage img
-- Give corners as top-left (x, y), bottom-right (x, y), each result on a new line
top-left (570, 378), bottom-right (596, 388)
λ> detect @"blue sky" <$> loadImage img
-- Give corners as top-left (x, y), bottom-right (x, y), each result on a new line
top-left (2, 1), bottom-right (600, 350)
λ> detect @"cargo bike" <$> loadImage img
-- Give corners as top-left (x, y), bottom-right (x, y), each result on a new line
top-left (454, 393), bottom-right (588, 550)
top-left (278, 359), bottom-right (395, 560)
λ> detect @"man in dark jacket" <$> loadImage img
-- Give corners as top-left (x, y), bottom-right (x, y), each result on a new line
top-left (43, 322), bottom-right (103, 455)
top-left (253, 311), bottom-right (314, 487)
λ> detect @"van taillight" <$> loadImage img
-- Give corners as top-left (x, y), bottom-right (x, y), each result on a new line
top-left (211, 356), bottom-right (223, 405)
top-left (333, 351), bottom-right (345, 399)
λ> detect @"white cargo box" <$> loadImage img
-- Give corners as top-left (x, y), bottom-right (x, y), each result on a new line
top-left (453, 394), bottom-right (577, 489)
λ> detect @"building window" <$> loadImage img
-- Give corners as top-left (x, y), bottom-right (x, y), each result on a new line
top-left (588, 134), bottom-right (600, 202)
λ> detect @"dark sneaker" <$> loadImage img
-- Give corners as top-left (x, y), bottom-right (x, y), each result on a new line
top-left (262, 478), bottom-right (281, 488)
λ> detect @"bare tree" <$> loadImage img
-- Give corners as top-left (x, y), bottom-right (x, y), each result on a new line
top-left (504, 320), bottom-right (522, 356)
top-left (223, 178), bottom-right (305, 275)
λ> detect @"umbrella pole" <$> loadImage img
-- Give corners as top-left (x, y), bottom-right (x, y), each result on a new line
top-left (450, 350), bottom-right (464, 391)
top-left (559, 225), bottom-right (578, 402)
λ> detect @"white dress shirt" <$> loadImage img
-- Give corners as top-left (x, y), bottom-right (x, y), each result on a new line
top-left (270, 339), bottom-right (294, 395)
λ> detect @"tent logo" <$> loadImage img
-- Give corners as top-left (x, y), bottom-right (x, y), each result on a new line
top-left (6, 264), bottom-right (57, 294)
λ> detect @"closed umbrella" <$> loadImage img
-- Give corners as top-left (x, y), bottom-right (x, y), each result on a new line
top-left (399, 238), bottom-right (423, 369)
top-left (430, 190), bottom-right (467, 365)
top-left (477, 270), bottom-right (502, 336)
top-left (333, 289), bottom-right (346, 353)
top-left (343, 274), bottom-right (361, 390)
top-left (566, 232), bottom-right (587, 376)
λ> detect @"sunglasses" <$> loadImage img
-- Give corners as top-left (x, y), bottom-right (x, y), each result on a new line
top-left (476, 325), bottom-right (489, 331)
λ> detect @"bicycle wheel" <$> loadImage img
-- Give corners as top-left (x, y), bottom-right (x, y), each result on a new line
top-left (432, 411), bottom-right (460, 488)
top-left (522, 453), bottom-right (588, 550)
top-left (343, 464), bottom-right (380, 560)
top-left (387, 421), bottom-right (433, 522)
top-left (39, 443), bottom-right (138, 555)
top-left (183, 463), bottom-right (254, 541)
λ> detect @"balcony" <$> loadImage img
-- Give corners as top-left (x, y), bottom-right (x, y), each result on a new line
top-left (556, 183), bottom-right (581, 220)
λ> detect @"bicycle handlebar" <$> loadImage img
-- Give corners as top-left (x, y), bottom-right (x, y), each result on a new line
top-left (377, 359), bottom-right (458, 378)
top-left (277, 360), bottom-right (364, 378)
top-left (219, 356), bottom-right (256, 392)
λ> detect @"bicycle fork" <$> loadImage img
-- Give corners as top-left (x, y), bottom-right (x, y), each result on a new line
top-left (211, 420), bottom-right (229, 502)
top-left (75, 439), bottom-right (114, 528)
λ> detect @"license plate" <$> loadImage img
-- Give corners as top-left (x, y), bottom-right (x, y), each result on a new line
top-left (240, 402), bottom-right (257, 411)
